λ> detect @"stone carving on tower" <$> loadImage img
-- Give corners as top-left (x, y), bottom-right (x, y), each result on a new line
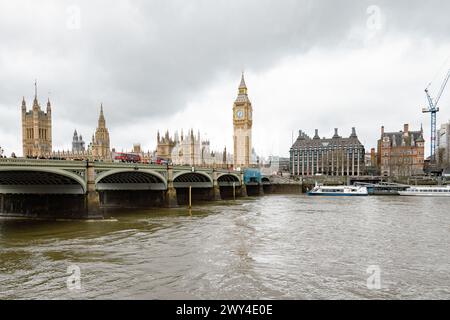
top-left (21, 81), bottom-right (52, 158)
top-left (90, 104), bottom-right (111, 160)
top-left (233, 73), bottom-right (253, 168)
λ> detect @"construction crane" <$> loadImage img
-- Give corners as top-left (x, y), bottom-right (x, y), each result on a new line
top-left (422, 69), bottom-right (450, 162)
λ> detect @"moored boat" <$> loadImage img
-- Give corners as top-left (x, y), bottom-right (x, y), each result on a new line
top-left (307, 185), bottom-right (368, 196)
top-left (398, 185), bottom-right (450, 197)
top-left (355, 182), bottom-right (409, 196)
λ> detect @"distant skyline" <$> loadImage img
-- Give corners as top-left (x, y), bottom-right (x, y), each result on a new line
top-left (1, 0), bottom-right (450, 158)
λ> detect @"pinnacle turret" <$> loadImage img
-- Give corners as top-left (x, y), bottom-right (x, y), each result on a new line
top-left (33, 80), bottom-right (39, 108)
top-left (98, 104), bottom-right (106, 127)
top-left (46, 98), bottom-right (51, 112)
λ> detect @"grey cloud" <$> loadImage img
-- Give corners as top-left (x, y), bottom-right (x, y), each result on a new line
top-left (1, 0), bottom-right (449, 154)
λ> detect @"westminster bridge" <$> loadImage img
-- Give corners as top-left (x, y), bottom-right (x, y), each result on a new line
top-left (0, 158), bottom-right (267, 219)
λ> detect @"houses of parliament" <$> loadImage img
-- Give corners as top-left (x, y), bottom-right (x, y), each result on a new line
top-left (155, 73), bottom-right (255, 168)
top-left (20, 75), bottom-right (255, 168)
top-left (21, 82), bottom-right (112, 161)
top-left (21, 83), bottom-right (52, 158)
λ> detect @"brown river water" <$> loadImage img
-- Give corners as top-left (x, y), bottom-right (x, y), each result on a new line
top-left (0, 194), bottom-right (449, 299)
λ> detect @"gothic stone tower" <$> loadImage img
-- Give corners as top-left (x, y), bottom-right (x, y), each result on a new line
top-left (72, 129), bottom-right (86, 152)
top-left (21, 82), bottom-right (52, 157)
top-left (91, 104), bottom-right (111, 160)
top-left (233, 73), bottom-right (253, 168)
top-left (156, 130), bottom-right (176, 160)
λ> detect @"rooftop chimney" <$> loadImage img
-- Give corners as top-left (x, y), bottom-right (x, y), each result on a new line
top-left (404, 124), bottom-right (409, 134)
top-left (313, 129), bottom-right (320, 139)
top-left (350, 127), bottom-right (357, 138)
top-left (381, 126), bottom-right (385, 136)
top-left (370, 148), bottom-right (376, 163)
top-left (333, 128), bottom-right (340, 138)
top-left (298, 130), bottom-right (305, 140)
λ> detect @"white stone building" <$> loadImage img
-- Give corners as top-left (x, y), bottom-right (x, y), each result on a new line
top-left (437, 121), bottom-right (450, 167)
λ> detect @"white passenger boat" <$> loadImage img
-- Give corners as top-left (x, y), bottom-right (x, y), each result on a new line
top-left (307, 185), bottom-right (368, 196)
top-left (398, 185), bottom-right (450, 197)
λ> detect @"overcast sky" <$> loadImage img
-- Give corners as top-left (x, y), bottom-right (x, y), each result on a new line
top-left (1, 0), bottom-right (450, 158)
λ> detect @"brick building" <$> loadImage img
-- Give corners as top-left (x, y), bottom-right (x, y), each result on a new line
top-left (377, 124), bottom-right (425, 177)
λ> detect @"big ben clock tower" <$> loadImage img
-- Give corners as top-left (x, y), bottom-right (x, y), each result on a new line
top-left (233, 73), bottom-right (253, 168)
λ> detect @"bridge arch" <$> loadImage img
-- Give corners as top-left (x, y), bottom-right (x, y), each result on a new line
top-left (95, 169), bottom-right (167, 190)
top-left (0, 167), bottom-right (86, 194)
top-left (217, 173), bottom-right (241, 186)
top-left (173, 171), bottom-right (213, 188)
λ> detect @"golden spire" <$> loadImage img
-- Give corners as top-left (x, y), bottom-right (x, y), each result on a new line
top-left (239, 71), bottom-right (246, 88)
top-left (238, 72), bottom-right (248, 95)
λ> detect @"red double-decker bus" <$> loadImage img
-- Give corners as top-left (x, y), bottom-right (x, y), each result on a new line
top-left (153, 157), bottom-right (170, 165)
top-left (113, 152), bottom-right (141, 163)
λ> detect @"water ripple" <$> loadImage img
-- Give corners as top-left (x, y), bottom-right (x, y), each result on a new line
top-left (0, 195), bottom-right (449, 299)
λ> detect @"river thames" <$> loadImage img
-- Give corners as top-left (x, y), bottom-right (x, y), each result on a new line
top-left (0, 194), bottom-right (449, 300)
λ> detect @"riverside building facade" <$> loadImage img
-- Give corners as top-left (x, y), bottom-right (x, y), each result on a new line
top-left (437, 120), bottom-right (450, 168)
top-left (290, 128), bottom-right (365, 177)
top-left (377, 124), bottom-right (425, 177)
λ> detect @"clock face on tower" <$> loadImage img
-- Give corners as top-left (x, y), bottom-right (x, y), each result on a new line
top-left (236, 110), bottom-right (244, 119)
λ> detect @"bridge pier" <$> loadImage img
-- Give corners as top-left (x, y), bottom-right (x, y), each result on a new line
top-left (239, 172), bottom-right (248, 197)
top-left (212, 185), bottom-right (222, 201)
top-left (85, 162), bottom-right (102, 218)
top-left (212, 173), bottom-right (222, 201)
top-left (85, 191), bottom-right (101, 218)
top-left (164, 187), bottom-right (178, 207)
top-left (240, 184), bottom-right (248, 197)
top-left (259, 184), bottom-right (265, 196)
top-left (164, 166), bottom-right (178, 207)
top-left (0, 194), bottom-right (4, 214)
